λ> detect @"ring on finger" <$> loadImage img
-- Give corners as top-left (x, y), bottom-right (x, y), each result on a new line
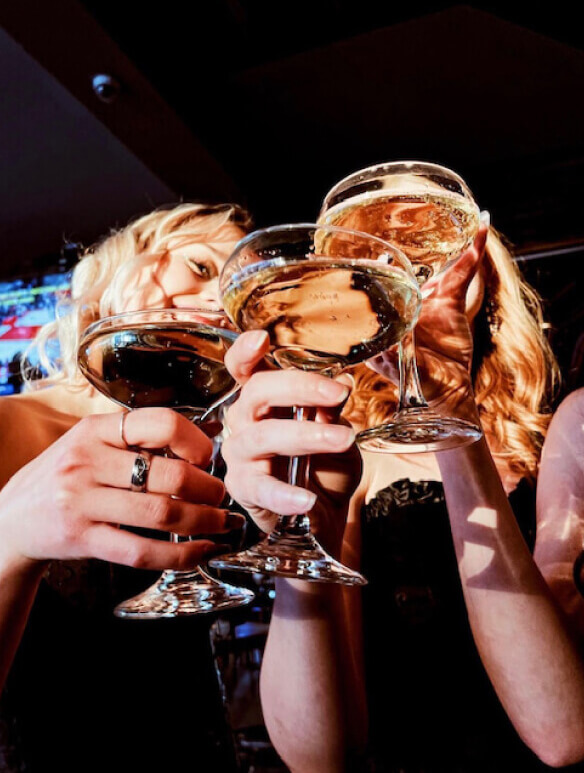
top-left (120, 411), bottom-right (132, 448)
top-left (130, 452), bottom-right (152, 493)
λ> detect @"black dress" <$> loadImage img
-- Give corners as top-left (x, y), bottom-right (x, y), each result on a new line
top-left (360, 477), bottom-right (583, 773)
top-left (0, 559), bottom-right (239, 773)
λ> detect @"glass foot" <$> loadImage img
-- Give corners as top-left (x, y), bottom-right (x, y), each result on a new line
top-left (357, 408), bottom-right (482, 454)
top-left (113, 569), bottom-right (255, 619)
top-left (209, 533), bottom-right (367, 586)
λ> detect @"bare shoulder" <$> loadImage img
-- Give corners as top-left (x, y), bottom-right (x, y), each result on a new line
top-left (540, 389), bottom-right (584, 476)
top-left (550, 388), bottom-right (584, 431)
top-left (536, 390), bottom-right (584, 633)
top-left (0, 390), bottom-right (78, 487)
top-left (537, 389), bottom-right (584, 551)
top-left (0, 388), bottom-right (77, 427)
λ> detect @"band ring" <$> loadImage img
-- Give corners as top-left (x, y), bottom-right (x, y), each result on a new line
top-left (130, 452), bottom-right (151, 493)
top-left (119, 411), bottom-right (131, 448)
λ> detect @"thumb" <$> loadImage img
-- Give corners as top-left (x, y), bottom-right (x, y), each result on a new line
top-left (224, 330), bottom-right (270, 385)
top-left (435, 224), bottom-right (488, 298)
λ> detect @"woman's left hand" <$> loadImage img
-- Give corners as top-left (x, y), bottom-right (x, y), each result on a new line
top-left (368, 225), bottom-right (488, 420)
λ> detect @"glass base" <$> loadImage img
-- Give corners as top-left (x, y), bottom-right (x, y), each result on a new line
top-left (357, 409), bottom-right (483, 454)
top-left (208, 533), bottom-right (367, 586)
top-left (113, 568), bottom-right (255, 619)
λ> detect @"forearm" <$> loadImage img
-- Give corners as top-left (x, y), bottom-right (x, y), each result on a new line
top-left (439, 437), bottom-right (584, 767)
top-left (0, 553), bottom-right (46, 692)
top-left (260, 578), bottom-right (367, 773)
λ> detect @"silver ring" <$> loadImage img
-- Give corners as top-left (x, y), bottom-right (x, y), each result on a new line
top-left (119, 411), bottom-right (131, 448)
top-left (130, 452), bottom-right (151, 493)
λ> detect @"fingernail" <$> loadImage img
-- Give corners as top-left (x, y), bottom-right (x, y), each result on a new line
top-left (290, 489), bottom-right (317, 511)
top-left (202, 543), bottom-right (232, 558)
top-left (479, 210), bottom-right (491, 228)
top-left (317, 379), bottom-right (350, 402)
top-left (224, 512), bottom-right (246, 530)
top-left (339, 372), bottom-right (355, 390)
top-left (244, 330), bottom-right (268, 351)
top-left (319, 425), bottom-right (355, 448)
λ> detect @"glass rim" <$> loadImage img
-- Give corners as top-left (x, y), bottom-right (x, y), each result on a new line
top-left (321, 159), bottom-right (478, 207)
top-left (225, 221), bottom-right (414, 266)
top-left (80, 306), bottom-right (230, 340)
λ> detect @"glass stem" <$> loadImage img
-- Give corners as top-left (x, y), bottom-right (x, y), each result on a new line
top-left (397, 329), bottom-right (430, 413)
top-left (164, 532), bottom-right (202, 582)
top-left (271, 405), bottom-right (315, 542)
top-left (165, 433), bottom-right (207, 576)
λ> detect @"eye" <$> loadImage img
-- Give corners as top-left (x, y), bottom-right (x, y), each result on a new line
top-left (184, 257), bottom-right (216, 279)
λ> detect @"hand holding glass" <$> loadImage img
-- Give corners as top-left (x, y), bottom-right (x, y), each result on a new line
top-left (319, 160), bottom-right (483, 452)
top-left (208, 224), bottom-right (421, 584)
top-left (78, 307), bottom-right (255, 617)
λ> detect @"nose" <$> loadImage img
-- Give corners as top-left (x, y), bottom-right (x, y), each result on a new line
top-left (198, 276), bottom-right (221, 309)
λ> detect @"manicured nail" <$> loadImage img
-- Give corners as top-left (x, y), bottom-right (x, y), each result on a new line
top-left (244, 330), bottom-right (268, 351)
top-left (317, 380), bottom-right (350, 402)
top-left (320, 425), bottom-right (355, 447)
top-left (479, 210), bottom-right (491, 227)
top-left (290, 489), bottom-right (317, 511)
top-left (224, 512), bottom-right (246, 530)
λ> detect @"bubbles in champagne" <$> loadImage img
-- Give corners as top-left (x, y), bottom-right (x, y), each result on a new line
top-left (322, 193), bottom-right (479, 282)
top-left (223, 259), bottom-right (420, 372)
top-left (79, 323), bottom-right (236, 411)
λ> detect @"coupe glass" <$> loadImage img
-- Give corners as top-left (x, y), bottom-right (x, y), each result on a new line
top-left (319, 160), bottom-right (483, 452)
top-left (78, 307), bottom-right (255, 618)
top-left (208, 223), bottom-right (421, 584)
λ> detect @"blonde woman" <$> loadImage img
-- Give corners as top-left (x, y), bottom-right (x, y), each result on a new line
top-left (0, 202), bottom-right (251, 772)
top-left (223, 225), bottom-right (584, 772)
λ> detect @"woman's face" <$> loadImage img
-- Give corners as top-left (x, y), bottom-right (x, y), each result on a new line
top-left (118, 224), bottom-right (246, 312)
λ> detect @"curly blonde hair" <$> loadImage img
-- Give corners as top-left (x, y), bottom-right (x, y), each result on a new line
top-left (24, 202), bottom-right (252, 389)
top-left (345, 227), bottom-right (559, 481)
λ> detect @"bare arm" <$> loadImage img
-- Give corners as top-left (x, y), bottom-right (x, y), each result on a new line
top-left (535, 389), bottom-right (584, 639)
top-left (371, 229), bottom-right (584, 766)
top-left (223, 333), bottom-right (368, 772)
top-left (260, 582), bottom-right (364, 771)
top-left (0, 406), bottom-right (230, 692)
top-left (439, 432), bottom-right (584, 768)
top-left (258, 494), bottom-right (368, 773)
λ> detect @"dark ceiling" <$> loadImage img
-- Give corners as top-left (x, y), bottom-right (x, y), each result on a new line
top-left (81, 0), bottom-right (584, 249)
top-left (2, 1), bottom-right (584, 269)
top-left (1, 0), bottom-right (584, 380)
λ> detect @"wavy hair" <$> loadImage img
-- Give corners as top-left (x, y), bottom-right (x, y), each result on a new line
top-left (24, 202), bottom-right (252, 389)
top-left (345, 227), bottom-right (560, 480)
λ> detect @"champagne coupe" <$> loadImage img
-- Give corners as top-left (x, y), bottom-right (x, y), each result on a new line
top-left (78, 307), bottom-right (255, 618)
top-left (208, 224), bottom-right (421, 584)
top-left (319, 160), bottom-right (483, 452)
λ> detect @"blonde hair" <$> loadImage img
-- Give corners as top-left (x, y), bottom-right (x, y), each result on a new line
top-left (24, 202), bottom-right (252, 389)
top-left (345, 228), bottom-right (559, 481)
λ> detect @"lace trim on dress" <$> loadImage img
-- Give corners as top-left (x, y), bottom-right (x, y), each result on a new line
top-left (364, 478), bottom-right (445, 522)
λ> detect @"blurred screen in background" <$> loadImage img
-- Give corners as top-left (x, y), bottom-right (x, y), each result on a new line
top-left (0, 272), bottom-right (71, 395)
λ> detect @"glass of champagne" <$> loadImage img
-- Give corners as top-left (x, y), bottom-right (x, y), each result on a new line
top-left (208, 223), bottom-right (421, 584)
top-left (319, 160), bottom-right (483, 452)
top-left (78, 307), bottom-right (255, 618)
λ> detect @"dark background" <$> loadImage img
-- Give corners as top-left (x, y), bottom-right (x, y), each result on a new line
top-left (1, 1), bottom-right (583, 387)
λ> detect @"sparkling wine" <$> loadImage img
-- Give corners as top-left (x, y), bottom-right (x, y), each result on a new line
top-left (321, 193), bottom-right (479, 283)
top-left (78, 322), bottom-right (237, 411)
top-left (223, 258), bottom-right (420, 371)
